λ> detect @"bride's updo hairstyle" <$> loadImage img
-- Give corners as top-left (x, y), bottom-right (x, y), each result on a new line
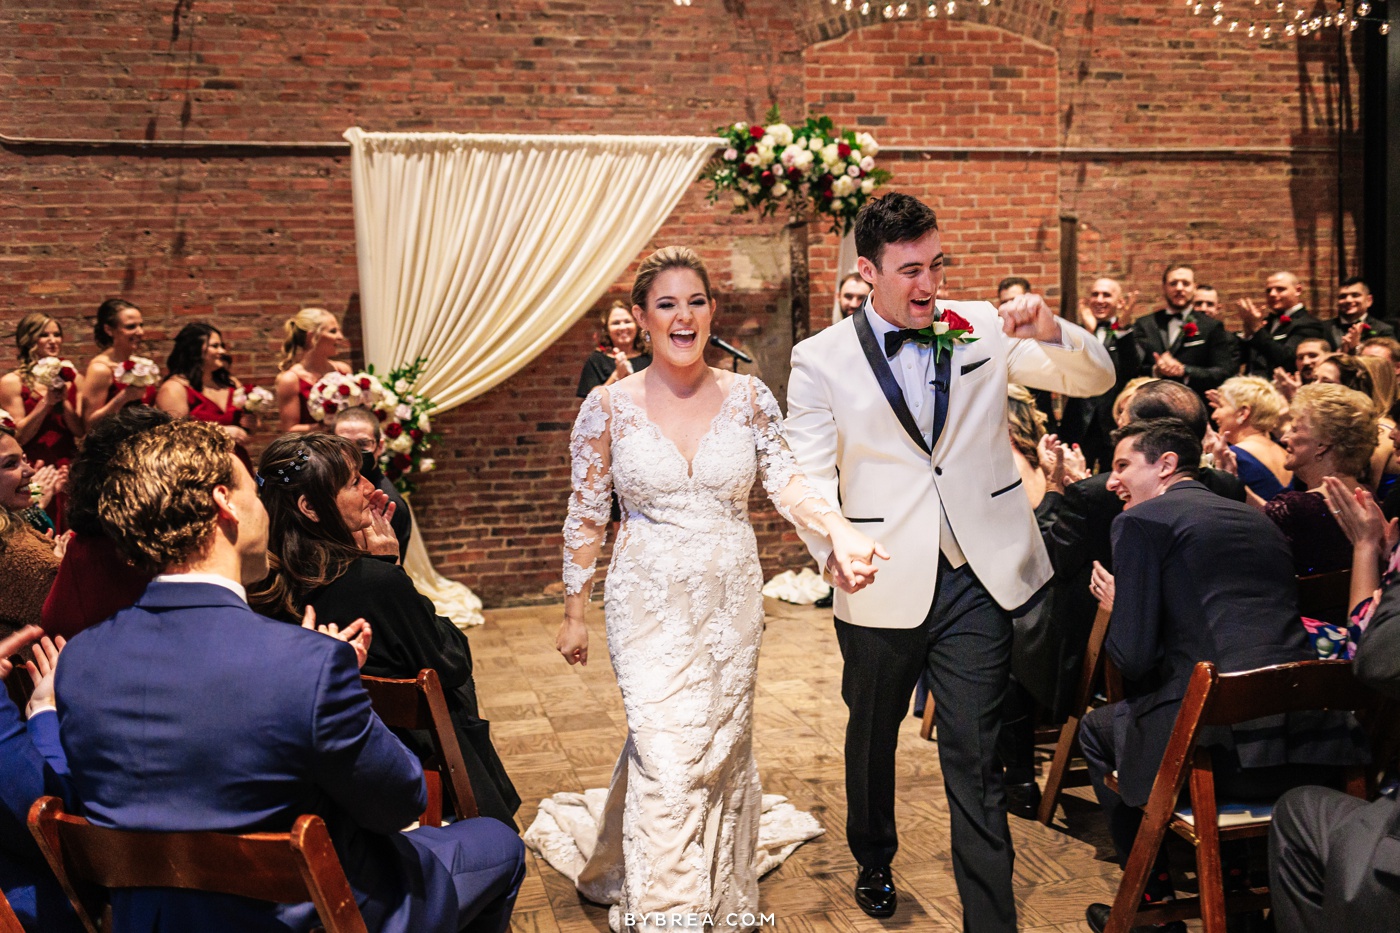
top-left (249, 432), bottom-right (363, 619)
top-left (278, 307), bottom-right (333, 372)
top-left (630, 247), bottom-right (713, 310)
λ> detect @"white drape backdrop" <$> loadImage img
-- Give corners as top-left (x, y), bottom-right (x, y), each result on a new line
top-left (343, 129), bottom-right (720, 625)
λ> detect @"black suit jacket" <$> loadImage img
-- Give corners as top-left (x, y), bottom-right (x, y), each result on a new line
top-left (1057, 325), bottom-right (1141, 471)
top-left (1326, 314), bottom-right (1397, 349)
top-left (1133, 309), bottom-right (1237, 397)
top-left (1242, 308), bottom-right (1328, 375)
top-left (1107, 481), bottom-right (1367, 806)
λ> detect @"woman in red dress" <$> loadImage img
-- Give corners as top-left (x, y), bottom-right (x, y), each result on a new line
top-left (154, 322), bottom-right (255, 470)
top-left (79, 298), bottom-right (150, 430)
top-left (274, 306), bottom-right (351, 433)
top-left (0, 312), bottom-right (85, 528)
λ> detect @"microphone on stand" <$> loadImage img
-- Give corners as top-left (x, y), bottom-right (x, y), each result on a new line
top-left (708, 334), bottom-right (753, 365)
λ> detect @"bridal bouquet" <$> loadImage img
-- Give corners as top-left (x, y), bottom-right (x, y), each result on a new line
top-left (703, 107), bottom-right (892, 235)
top-left (306, 371), bottom-right (388, 422)
top-left (232, 384), bottom-right (276, 413)
top-left (30, 357), bottom-right (79, 386)
top-left (0, 409), bottom-right (14, 433)
top-left (369, 356), bottom-right (440, 494)
top-left (112, 356), bottom-right (160, 388)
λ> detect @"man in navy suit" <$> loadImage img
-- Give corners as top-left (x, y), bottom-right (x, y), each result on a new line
top-left (55, 420), bottom-right (524, 933)
top-left (1077, 418), bottom-right (1366, 933)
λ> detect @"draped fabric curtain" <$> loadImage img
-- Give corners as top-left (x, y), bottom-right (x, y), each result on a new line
top-left (343, 129), bottom-right (720, 625)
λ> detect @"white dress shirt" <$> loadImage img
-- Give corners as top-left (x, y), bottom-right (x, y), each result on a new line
top-left (152, 572), bottom-right (248, 604)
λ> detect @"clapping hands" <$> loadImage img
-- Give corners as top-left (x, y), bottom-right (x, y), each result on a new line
top-left (1237, 297), bottom-right (1270, 337)
top-left (0, 626), bottom-right (66, 718)
top-left (1037, 433), bottom-right (1088, 493)
top-left (1273, 367), bottom-right (1302, 402)
top-left (354, 488), bottom-right (399, 561)
top-left (300, 605), bottom-right (373, 669)
top-left (1322, 476), bottom-right (1399, 556)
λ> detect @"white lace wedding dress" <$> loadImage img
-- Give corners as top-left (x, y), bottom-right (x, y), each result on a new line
top-left (524, 374), bottom-right (830, 931)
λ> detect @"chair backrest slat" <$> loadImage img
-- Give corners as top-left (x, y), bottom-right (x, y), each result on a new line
top-left (1200, 659), bottom-right (1372, 726)
top-left (362, 669), bottom-right (479, 821)
top-left (0, 889), bottom-right (26, 933)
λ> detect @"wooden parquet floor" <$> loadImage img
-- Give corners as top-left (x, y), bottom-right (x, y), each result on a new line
top-left (473, 598), bottom-right (1151, 933)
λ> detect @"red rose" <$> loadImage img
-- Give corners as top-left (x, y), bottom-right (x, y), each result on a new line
top-left (940, 310), bottom-right (973, 334)
top-left (374, 409), bottom-right (387, 421)
top-left (59, 364), bottom-right (77, 381)
top-left (1362, 322), bottom-right (1374, 334)
top-left (409, 428), bottom-right (423, 441)
top-left (1183, 322), bottom-right (1199, 338)
top-left (390, 453), bottom-right (412, 472)
top-left (336, 384), bottom-right (351, 397)
top-left (323, 400), bottom-right (337, 414)
top-left (1279, 314), bottom-right (1292, 326)
top-left (817, 173), bottom-right (833, 190)
top-left (736, 163), bottom-right (751, 177)
top-left (357, 377), bottom-right (371, 390)
top-left (749, 126), bottom-right (764, 140)
top-left (837, 142), bottom-right (851, 158)
top-left (384, 421), bottom-right (404, 438)
top-left (118, 360), bottom-right (134, 374)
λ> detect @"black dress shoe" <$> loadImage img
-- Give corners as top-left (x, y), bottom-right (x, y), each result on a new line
top-left (814, 589), bottom-right (834, 609)
top-left (855, 865), bottom-right (897, 918)
top-left (1005, 781), bottom-right (1042, 820)
top-left (1084, 902), bottom-right (1185, 933)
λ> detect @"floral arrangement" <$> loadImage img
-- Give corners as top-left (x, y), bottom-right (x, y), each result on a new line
top-left (702, 107), bottom-right (892, 234)
top-left (112, 356), bottom-right (160, 389)
top-left (0, 408), bottom-right (14, 433)
top-left (308, 359), bottom-right (439, 494)
top-left (29, 357), bottom-right (79, 385)
top-left (232, 384), bottom-right (276, 414)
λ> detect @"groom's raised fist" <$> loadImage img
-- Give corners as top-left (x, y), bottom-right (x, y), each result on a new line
top-left (998, 292), bottom-right (1062, 343)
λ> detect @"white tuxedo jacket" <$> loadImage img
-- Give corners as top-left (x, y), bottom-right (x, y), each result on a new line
top-left (786, 299), bottom-right (1115, 629)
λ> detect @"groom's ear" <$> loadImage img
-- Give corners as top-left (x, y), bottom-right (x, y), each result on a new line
top-left (856, 256), bottom-right (877, 286)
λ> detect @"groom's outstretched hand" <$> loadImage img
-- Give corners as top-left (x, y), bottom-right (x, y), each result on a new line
top-left (826, 526), bottom-right (891, 595)
top-left (998, 292), bottom-right (1062, 343)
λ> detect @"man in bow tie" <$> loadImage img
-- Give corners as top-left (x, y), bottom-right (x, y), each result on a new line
top-left (785, 192), bottom-right (1115, 931)
top-left (1132, 264), bottom-right (1237, 402)
top-left (1059, 277), bottom-right (1143, 470)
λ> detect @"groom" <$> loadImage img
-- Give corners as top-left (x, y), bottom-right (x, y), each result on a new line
top-left (786, 192), bottom-right (1114, 930)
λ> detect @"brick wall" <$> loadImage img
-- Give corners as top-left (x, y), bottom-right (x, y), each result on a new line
top-left (1, 1), bottom-right (1363, 604)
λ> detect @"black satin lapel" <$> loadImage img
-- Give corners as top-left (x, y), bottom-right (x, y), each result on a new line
top-left (930, 348), bottom-right (952, 451)
top-left (853, 309), bottom-right (932, 456)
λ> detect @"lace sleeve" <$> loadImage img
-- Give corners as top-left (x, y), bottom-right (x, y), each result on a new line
top-left (749, 377), bottom-right (838, 536)
top-left (563, 389), bottom-right (613, 598)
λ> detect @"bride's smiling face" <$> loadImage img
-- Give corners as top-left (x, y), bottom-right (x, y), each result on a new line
top-left (635, 268), bottom-right (714, 369)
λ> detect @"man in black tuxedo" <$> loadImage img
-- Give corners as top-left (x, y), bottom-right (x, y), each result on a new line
top-left (1327, 276), bottom-right (1395, 350)
top-left (1269, 571), bottom-right (1400, 933)
top-left (1237, 271), bottom-right (1329, 376)
top-left (1077, 418), bottom-right (1366, 933)
top-left (1133, 264), bottom-right (1237, 400)
top-left (1058, 276), bottom-right (1141, 471)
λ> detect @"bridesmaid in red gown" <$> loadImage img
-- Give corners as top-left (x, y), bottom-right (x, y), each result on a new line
top-left (79, 298), bottom-right (149, 430)
top-left (153, 322), bottom-right (254, 470)
top-left (274, 306), bottom-right (351, 433)
top-left (0, 312), bottom-right (86, 529)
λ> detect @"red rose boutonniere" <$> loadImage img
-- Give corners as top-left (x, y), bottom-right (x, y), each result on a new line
top-left (915, 309), bottom-right (979, 361)
top-left (1182, 321), bottom-right (1199, 339)
top-left (1361, 322), bottom-right (1374, 336)
top-left (1279, 314), bottom-right (1293, 326)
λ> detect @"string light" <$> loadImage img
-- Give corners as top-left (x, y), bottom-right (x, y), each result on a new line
top-left (1383, 21), bottom-right (1393, 32)
top-left (1186, 0), bottom-right (1390, 42)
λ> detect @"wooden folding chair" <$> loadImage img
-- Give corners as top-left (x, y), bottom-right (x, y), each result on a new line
top-left (27, 796), bottom-right (368, 933)
top-left (1296, 569), bottom-right (1352, 625)
top-left (1100, 660), bottom-right (1374, 933)
top-left (0, 889), bottom-right (25, 933)
top-left (362, 669), bottom-right (479, 825)
top-left (1037, 604), bottom-right (1116, 825)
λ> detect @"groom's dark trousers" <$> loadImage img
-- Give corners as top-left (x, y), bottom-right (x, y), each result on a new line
top-left (834, 556), bottom-right (1017, 933)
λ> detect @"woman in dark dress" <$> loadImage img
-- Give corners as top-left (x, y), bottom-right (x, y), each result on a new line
top-left (1264, 382), bottom-right (1378, 576)
top-left (250, 434), bottom-right (520, 827)
top-left (575, 301), bottom-right (651, 398)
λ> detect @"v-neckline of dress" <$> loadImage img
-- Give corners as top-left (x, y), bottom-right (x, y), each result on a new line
top-left (611, 376), bottom-right (744, 479)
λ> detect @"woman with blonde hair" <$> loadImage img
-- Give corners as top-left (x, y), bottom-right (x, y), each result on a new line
top-left (1210, 376), bottom-right (1291, 500)
top-left (1264, 382), bottom-right (1378, 575)
top-left (0, 313), bottom-right (84, 526)
top-left (1111, 376), bottom-right (1157, 428)
top-left (273, 307), bottom-right (351, 433)
top-left (79, 298), bottom-right (149, 430)
top-left (576, 300), bottom-right (652, 398)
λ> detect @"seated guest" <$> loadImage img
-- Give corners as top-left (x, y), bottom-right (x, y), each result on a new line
top-left (1209, 376), bottom-right (1291, 500)
top-left (1269, 486), bottom-right (1400, 932)
top-left (1276, 337), bottom-right (1335, 402)
top-left (154, 322), bottom-right (253, 469)
top-left (40, 405), bottom-right (168, 639)
top-left (1265, 383), bottom-right (1377, 575)
top-left (333, 407), bottom-right (412, 558)
top-left (1080, 418), bottom-right (1366, 933)
top-left (576, 300), bottom-right (651, 398)
top-left (0, 421), bottom-right (61, 631)
top-left (58, 420), bottom-right (525, 933)
top-left (251, 434), bottom-right (521, 827)
top-left (1360, 335), bottom-right (1400, 381)
top-left (1354, 353), bottom-right (1400, 498)
top-left (0, 626), bottom-right (79, 933)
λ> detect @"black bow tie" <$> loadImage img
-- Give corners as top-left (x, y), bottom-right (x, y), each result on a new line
top-left (884, 328), bottom-right (933, 357)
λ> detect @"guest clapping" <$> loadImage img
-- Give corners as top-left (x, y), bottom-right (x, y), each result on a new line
top-left (274, 307), bottom-right (351, 433)
top-left (576, 300), bottom-right (651, 397)
top-left (332, 406), bottom-right (412, 558)
top-left (79, 298), bottom-right (149, 429)
top-left (0, 423), bottom-right (61, 630)
top-left (250, 434), bottom-right (521, 825)
top-left (1208, 376), bottom-right (1291, 500)
top-left (0, 313), bottom-right (84, 492)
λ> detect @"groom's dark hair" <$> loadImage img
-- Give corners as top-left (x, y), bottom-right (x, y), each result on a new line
top-left (855, 193), bottom-right (939, 270)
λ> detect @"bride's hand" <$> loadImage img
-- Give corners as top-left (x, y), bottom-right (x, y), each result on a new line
top-left (826, 524), bottom-right (890, 595)
top-left (557, 615), bottom-right (588, 666)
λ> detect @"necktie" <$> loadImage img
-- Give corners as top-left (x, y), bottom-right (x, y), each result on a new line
top-left (883, 328), bottom-right (932, 358)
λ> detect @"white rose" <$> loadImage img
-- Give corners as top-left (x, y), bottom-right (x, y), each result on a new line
top-left (394, 379), bottom-right (409, 394)
top-left (829, 198), bottom-right (844, 212)
top-left (724, 147), bottom-right (739, 161)
top-left (808, 136), bottom-right (824, 151)
top-left (860, 155), bottom-right (876, 172)
top-left (395, 403), bottom-right (412, 421)
top-left (857, 132), bottom-right (880, 156)
top-left (388, 433), bottom-right (414, 455)
top-left (796, 150), bottom-right (815, 170)
top-left (850, 148), bottom-right (862, 162)
top-left (418, 458), bottom-right (436, 473)
top-left (769, 123), bottom-right (794, 146)
top-left (780, 144), bottom-right (804, 167)
top-left (847, 163), bottom-right (861, 177)
top-left (733, 194), bottom-right (747, 208)
top-left (744, 152), bottom-right (761, 167)
top-left (760, 134), bottom-right (775, 149)
top-left (756, 144), bottom-right (775, 163)
top-left (861, 178), bottom-right (876, 194)
top-left (771, 181), bottom-right (789, 198)
top-left (772, 163), bottom-right (785, 177)
top-left (821, 144), bottom-right (840, 165)
top-left (417, 412), bottom-right (431, 432)
top-left (831, 175), bottom-right (855, 198)
top-left (733, 122), bottom-right (748, 132)
top-left (932, 321), bottom-right (950, 335)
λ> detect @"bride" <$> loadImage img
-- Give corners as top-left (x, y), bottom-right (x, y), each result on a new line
top-left (526, 247), bottom-right (887, 930)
